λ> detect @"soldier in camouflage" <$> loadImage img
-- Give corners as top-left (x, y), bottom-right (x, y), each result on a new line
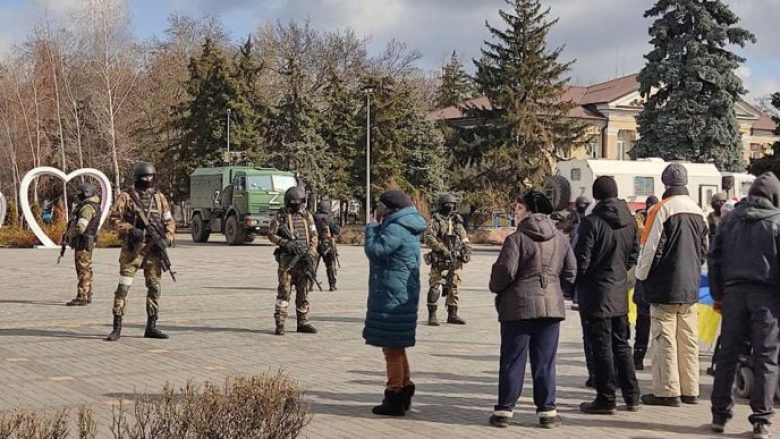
top-left (424, 193), bottom-right (472, 326)
top-left (314, 200), bottom-right (341, 291)
top-left (65, 183), bottom-right (102, 306)
top-left (105, 162), bottom-right (176, 342)
top-left (268, 187), bottom-right (319, 336)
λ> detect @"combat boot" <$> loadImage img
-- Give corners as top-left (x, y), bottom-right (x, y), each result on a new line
top-left (297, 323), bottom-right (318, 334)
top-left (274, 321), bottom-right (285, 336)
top-left (427, 305), bottom-right (439, 326)
top-left (144, 316), bottom-right (169, 339)
top-left (329, 284), bottom-right (338, 292)
top-left (447, 306), bottom-right (466, 325)
top-left (104, 316), bottom-right (122, 342)
top-left (66, 297), bottom-right (88, 306)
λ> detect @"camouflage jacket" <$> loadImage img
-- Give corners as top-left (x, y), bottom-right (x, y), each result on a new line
top-left (68, 195), bottom-right (101, 242)
top-left (268, 208), bottom-right (318, 256)
top-left (424, 212), bottom-right (471, 256)
top-left (109, 187), bottom-right (176, 242)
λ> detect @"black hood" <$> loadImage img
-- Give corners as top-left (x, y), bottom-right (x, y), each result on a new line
top-left (732, 196), bottom-right (780, 223)
top-left (592, 198), bottom-right (632, 229)
top-left (518, 213), bottom-right (557, 242)
top-left (748, 172), bottom-right (780, 208)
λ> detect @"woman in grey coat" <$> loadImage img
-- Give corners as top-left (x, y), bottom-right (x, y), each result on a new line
top-left (488, 191), bottom-right (577, 429)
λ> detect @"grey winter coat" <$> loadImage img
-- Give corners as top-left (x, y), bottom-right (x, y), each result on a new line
top-left (489, 214), bottom-right (577, 322)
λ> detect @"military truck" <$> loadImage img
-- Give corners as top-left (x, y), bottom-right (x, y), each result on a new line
top-left (189, 166), bottom-right (298, 245)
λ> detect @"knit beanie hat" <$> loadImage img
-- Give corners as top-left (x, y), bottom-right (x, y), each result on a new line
top-left (592, 176), bottom-right (618, 200)
top-left (379, 190), bottom-right (413, 210)
top-left (662, 163), bottom-right (688, 187)
top-left (522, 191), bottom-right (554, 215)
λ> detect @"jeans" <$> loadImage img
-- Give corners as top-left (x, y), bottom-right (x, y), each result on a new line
top-left (711, 291), bottom-right (780, 426)
top-left (383, 347), bottom-right (411, 391)
top-left (584, 315), bottom-right (640, 406)
top-left (495, 319), bottom-right (560, 413)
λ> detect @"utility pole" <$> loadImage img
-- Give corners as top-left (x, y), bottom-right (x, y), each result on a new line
top-left (364, 86), bottom-right (374, 223)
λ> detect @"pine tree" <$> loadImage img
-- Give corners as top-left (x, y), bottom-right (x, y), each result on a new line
top-left (318, 72), bottom-right (361, 200)
top-left (463, 0), bottom-right (586, 211)
top-left (435, 51), bottom-right (475, 108)
top-left (230, 36), bottom-right (271, 155)
top-left (634, 0), bottom-right (756, 171)
top-left (748, 92), bottom-right (780, 175)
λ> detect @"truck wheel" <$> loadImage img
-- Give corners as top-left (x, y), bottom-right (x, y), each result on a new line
top-left (543, 175), bottom-right (572, 212)
top-left (225, 215), bottom-right (246, 246)
top-left (191, 214), bottom-right (211, 243)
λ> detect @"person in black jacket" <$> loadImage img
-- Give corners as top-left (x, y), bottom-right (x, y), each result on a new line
top-left (574, 176), bottom-right (641, 414)
top-left (314, 200), bottom-right (341, 291)
top-left (708, 172), bottom-right (780, 438)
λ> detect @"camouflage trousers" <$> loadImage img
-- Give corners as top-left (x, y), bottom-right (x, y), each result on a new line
top-left (74, 248), bottom-right (94, 299)
top-left (111, 244), bottom-right (162, 317)
top-left (428, 266), bottom-right (462, 307)
top-left (274, 256), bottom-right (311, 325)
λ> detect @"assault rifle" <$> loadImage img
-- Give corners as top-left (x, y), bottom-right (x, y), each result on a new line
top-left (318, 238), bottom-right (340, 269)
top-left (278, 223), bottom-right (323, 291)
top-left (442, 234), bottom-right (464, 297)
top-left (128, 192), bottom-right (177, 282)
top-left (57, 203), bottom-right (79, 264)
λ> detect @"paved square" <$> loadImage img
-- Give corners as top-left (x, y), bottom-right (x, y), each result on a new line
top-left (0, 235), bottom-right (775, 438)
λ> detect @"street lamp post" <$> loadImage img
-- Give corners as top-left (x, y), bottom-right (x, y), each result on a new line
top-left (364, 86), bottom-right (374, 223)
top-left (226, 108), bottom-right (232, 162)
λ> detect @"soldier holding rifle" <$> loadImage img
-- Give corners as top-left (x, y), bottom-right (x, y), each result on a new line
top-left (105, 162), bottom-right (177, 342)
top-left (60, 183), bottom-right (102, 307)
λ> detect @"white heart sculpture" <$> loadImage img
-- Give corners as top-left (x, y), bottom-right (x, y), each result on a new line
top-left (20, 167), bottom-right (113, 249)
top-left (0, 191), bottom-right (6, 228)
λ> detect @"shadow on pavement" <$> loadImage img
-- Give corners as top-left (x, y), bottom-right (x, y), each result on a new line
top-left (0, 299), bottom-right (70, 306)
top-left (0, 328), bottom-right (103, 339)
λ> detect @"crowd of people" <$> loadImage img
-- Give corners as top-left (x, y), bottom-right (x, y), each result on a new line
top-left (362, 163), bottom-right (780, 439)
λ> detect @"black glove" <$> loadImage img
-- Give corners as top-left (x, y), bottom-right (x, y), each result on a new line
top-left (127, 227), bottom-right (144, 245)
top-left (282, 239), bottom-right (297, 253)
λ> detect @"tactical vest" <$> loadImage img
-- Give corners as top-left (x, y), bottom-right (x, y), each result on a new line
top-left (127, 188), bottom-right (164, 227)
top-left (432, 213), bottom-right (463, 249)
top-left (283, 210), bottom-right (312, 245)
top-left (313, 213), bottom-right (332, 239)
top-left (80, 202), bottom-right (102, 237)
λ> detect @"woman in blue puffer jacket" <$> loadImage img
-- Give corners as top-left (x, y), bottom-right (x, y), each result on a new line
top-left (363, 190), bottom-right (427, 417)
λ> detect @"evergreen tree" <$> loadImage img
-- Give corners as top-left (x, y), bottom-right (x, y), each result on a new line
top-left (230, 36), bottom-right (271, 155)
top-left (435, 51), bottom-right (475, 108)
top-left (748, 92), bottom-right (780, 175)
top-left (318, 72), bottom-right (361, 200)
top-left (462, 0), bottom-right (586, 213)
top-left (634, 0), bottom-right (756, 171)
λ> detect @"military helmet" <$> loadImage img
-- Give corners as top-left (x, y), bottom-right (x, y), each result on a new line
top-left (711, 192), bottom-right (728, 204)
top-left (317, 199), bottom-right (331, 214)
top-left (75, 182), bottom-right (96, 199)
top-left (133, 162), bottom-right (156, 178)
top-left (574, 195), bottom-right (592, 206)
top-left (438, 193), bottom-right (457, 207)
top-left (284, 187), bottom-right (306, 207)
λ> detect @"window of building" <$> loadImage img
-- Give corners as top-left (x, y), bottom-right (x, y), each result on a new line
top-left (587, 134), bottom-right (602, 159)
top-left (617, 130), bottom-right (636, 161)
top-left (634, 176), bottom-right (654, 196)
top-left (750, 143), bottom-right (764, 160)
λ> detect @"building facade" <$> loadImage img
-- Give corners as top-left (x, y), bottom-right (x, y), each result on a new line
top-left (429, 74), bottom-right (778, 166)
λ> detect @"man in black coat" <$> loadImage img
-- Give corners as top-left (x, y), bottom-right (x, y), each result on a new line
top-left (708, 172), bottom-right (780, 438)
top-left (575, 176), bottom-right (641, 414)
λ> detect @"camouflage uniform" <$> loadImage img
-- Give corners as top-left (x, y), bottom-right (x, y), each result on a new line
top-left (67, 194), bottom-right (101, 305)
top-left (424, 195), bottom-right (472, 326)
top-left (314, 201), bottom-right (340, 291)
top-left (105, 162), bottom-right (176, 342)
top-left (268, 188), bottom-right (319, 335)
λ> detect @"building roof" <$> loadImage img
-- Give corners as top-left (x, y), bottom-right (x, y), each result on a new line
top-left (429, 73), bottom-right (778, 133)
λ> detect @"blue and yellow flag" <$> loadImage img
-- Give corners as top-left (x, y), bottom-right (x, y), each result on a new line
top-left (628, 273), bottom-right (720, 347)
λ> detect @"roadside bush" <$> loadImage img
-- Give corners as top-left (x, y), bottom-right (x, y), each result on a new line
top-left (469, 227), bottom-right (515, 245)
top-left (335, 227), bottom-right (364, 245)
top-left (110, 372), bottom-right (310, 439)
top-left (0, 406), bottom-right (96, 439)
top-left (0, 225), bottom-right (121, 248)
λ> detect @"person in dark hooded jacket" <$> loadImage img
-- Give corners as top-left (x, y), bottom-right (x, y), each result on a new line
top-left (363, 190), bottom-right (427, 417)
top-left (488, 191), bottom-right (576, 429)
top-left (314, 200), bottom-right (341, 291)
top-left (708, 172), bottom-right (780, 438)
top-left (574, 176), bottom-right (641, 414)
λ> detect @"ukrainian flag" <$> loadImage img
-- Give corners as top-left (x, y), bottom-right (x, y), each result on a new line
top-left (628, 273), bottom-right (720, 347)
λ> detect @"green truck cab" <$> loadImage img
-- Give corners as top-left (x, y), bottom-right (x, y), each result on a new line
top-left (189, 166), bottom-right (298, 245)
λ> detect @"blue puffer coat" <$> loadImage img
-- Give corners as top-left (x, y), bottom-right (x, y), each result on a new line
top-left (363, 206), bottom-right (428, 348)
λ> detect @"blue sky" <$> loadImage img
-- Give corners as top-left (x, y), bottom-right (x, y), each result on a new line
top-left (1, 0), bottom-right (778, 101)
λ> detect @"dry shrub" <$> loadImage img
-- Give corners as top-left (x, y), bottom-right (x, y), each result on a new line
top-left (0, 224), bottom-right (121, 248)
top-left (335, 227), bottom-right (364, 245)
top-left (0, 406), bottom-right (95, 439)
top-left (111, 372), bottom-right (310, 439)
top-left (469, 227), bottom-right (515, 245)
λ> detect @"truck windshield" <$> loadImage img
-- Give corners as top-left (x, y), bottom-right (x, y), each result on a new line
top-left (247, 175), bottom-right (272, 191)
top-left (272, 175), bottom-right (297, 192)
